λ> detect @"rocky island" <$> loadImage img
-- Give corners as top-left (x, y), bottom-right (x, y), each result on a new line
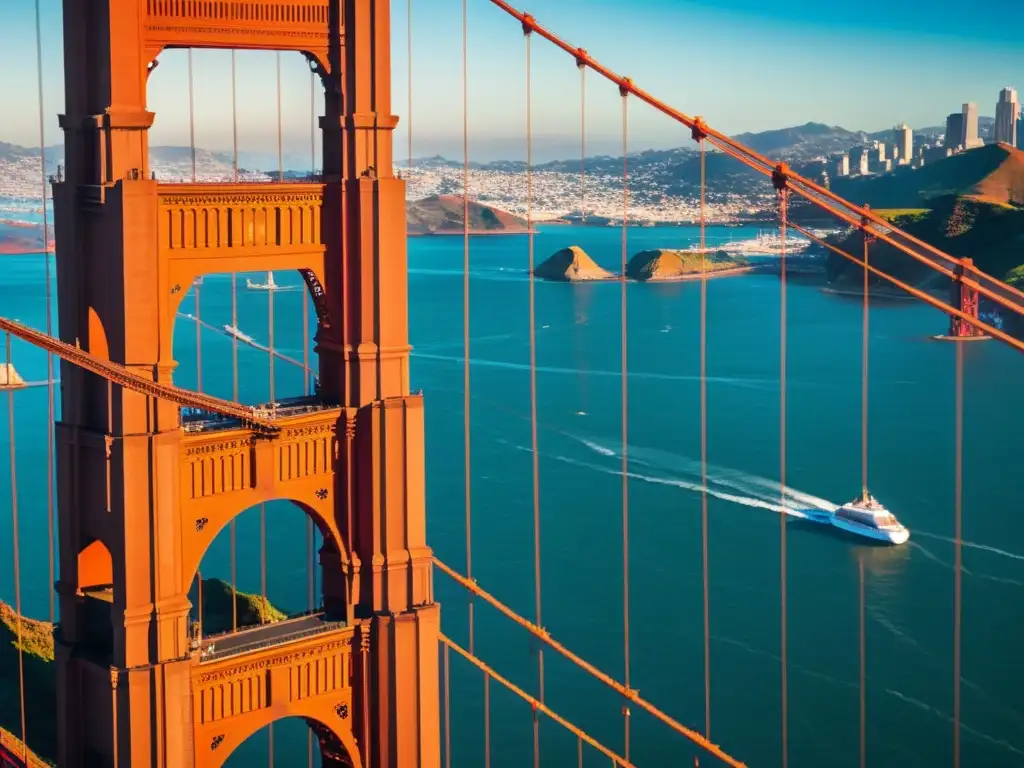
top-left (625, 248), bottom-right (752, 281)
top-left (0, 579), bottom-right (288, 763)
top-left (533, 246), bottom-right (617, 281)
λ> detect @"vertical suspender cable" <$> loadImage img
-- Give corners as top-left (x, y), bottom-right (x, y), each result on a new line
top-left (303, 63), bottom-right (315, 761)
top-left (187, 47), bottom-right (204, 640)
top-left (525, 26), bottom-right (544, 708)
top-left (620, 87), bottom-right (631, 762)
top-left (230, 49), bottom-right (240, 633)
top-left (306, 69), bottom-right (314, 393)
top-left (953, 343), bottom-right (964, 768)
top-left (264, 51), bottom-right (284, 768)
top-left (6, 333), bottom-right (27, 762)
top-left (699, 134), bottom-right (711, 738)
top-left (444, 643), bottom-right (452, 768)
top-left (778, 186), bottom-right (789, 768)
top-left (32, 0), bottom-right (56, 626)
top-left (859, 555), bottom-right (866, 768)
top-left (307, 64), bottom-right (317, 768)
top-left (408, 0), bottom-right (413, 176)
top-left (461, 0), bottom-right (474, 656)
top-left (525, 28), bottom-right (544, 768)
top-left (484, 670), bottom-right (492, 768)
top-left (579, 65), bottom-right (586, 221)
top-left (860, 228), bottom-right (870, 768)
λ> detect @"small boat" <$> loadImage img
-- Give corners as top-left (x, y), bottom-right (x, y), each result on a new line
top-left (246, 272), bottom-right (283, 291)
top-left (223, 324), bottom-right (254, 344)
top-left (830, 490), bottom-right (909, 545)
top-left (0, 362), bottom-right (26, 390)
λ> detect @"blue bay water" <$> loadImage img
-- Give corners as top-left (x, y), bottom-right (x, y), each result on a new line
top-left (1, 223), bottom-right (1022, 767)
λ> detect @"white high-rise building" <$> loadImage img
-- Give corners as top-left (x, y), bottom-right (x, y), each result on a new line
top-left (894, 124), bottom-right (913, 163)
top-left (995, 87), bottom-right (1020, 146)
top-left (834, 154), bottom-right (850, 177)
top-left (962, 103), bottom-right (983, 149)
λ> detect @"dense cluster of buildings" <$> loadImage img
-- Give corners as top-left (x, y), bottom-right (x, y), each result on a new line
top-left (830, 87), bottom-right (1021, 181)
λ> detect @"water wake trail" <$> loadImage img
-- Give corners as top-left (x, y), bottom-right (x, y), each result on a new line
top-left (914, 531), bottom-right (1024, 564)
top-left (410, 351), bottom-right (774, 390)
top-left (572, 434), bottom-right (836, 517)
top-left (549, 451), bottom-right (810, 519)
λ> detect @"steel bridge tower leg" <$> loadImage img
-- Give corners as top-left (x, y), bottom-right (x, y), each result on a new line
top-left (52, 1), bottom-right (193, 766)
top-left (318, 1), bottom-right (440, 766)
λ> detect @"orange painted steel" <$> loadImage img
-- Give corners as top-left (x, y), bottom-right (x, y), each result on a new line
top-left (0, 317), bottom-right (281, 432)
top-left (462, 0), bottom-right (476, 657)
top-left (433, 558), bottom-right (748, 767)
top-left (953, 344), bottom-right (965, 768)
top-left (440, 634), bottom-right (641, 768)
top-left (524, 25), bottom-right (546, 709)
top-left (778, 188), bottom-right (790, 768)
top-left (698, 137), bottom-right (711, 740)
top-left (619, 86), bottom-right (633, 763)
top-left (31, 0), bottom-right (56, 627)
top-left (5, 336), bottom-right (27, 767)
top-left (487, 0), bottom-right (1024, 324)
top-left (787, 224), bottom-right (1024, 352)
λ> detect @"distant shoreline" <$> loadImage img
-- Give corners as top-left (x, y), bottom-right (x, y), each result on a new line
top-left (409, 228), bottom-right (538, 236)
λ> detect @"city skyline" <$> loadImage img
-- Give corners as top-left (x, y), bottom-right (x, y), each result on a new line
top-left (0, 0), bottom-right (1020, 162)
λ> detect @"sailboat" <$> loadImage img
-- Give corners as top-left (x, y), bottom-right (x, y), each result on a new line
top-left (0, 362), bottom-right (26, 390)
top-left (246, 272), bottom-right (283, 291)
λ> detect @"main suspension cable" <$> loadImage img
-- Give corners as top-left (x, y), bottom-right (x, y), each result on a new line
top-left (620, 85), bottom-right (632, 762)
top-left (461, 0), bottom-right (474, 656)
top-left (442, 634), bottom-right (640, 768)
top-left (788, 222), bottom-right (1014, 347)
top-left (6, 332), bottom-right (28, 762)
top-left (524, 24), bottom-right (544, 712)
top-left (494, 1), bottom-right (1024, 325)
top-left (32, 0), bottom-right (56, 626)
top-left (778, 184), bottom-right (789, 768)
top-left (433, 558), bottom-right (746, 766)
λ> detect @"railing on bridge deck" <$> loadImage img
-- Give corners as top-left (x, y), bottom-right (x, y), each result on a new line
top-left (196, 611), bottom-right (346, 663)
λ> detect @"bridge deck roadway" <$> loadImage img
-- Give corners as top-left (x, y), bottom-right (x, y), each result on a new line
top-left (199, 613), bottom-right (347, 662)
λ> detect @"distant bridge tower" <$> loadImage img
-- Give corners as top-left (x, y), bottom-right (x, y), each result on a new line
top-left (948, 259), bottom-right (985, 339)
top-left (51, 1), bottom-right (438, 766)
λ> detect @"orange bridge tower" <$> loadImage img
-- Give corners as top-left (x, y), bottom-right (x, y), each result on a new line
top-left (50, 1), bottom-right (439, 766)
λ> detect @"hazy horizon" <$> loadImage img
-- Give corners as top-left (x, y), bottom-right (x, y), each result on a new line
top-left (0, 0), bottom-right (1019, 163)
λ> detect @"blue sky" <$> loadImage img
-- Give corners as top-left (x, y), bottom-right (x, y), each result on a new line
top-left (0, 0), bottom-right (1020, 162)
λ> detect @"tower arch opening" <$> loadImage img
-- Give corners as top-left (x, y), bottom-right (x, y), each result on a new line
top-left (170, 270), bottom-right (323, 400)
top-left (209, 714), bottom-right (360, 768)
top-left (75, 539), bottom-right (115, 661)
top-left (188, 497), bottom-right (352, 638)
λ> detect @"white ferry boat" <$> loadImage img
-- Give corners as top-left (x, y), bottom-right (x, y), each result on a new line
top-left (830, 490), bottom-right (909, 545)
top-left (223, 324), bottom-right (255, 344)
top-left (246, 272), bottom-right (284, 291)
top-left (722, 230), bottom-right (810, 255)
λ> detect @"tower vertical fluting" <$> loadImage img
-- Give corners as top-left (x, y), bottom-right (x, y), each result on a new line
top-left (318, 1), bottom-right (440, 765)
top-left (52, 1), bottom-right (192, 766)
